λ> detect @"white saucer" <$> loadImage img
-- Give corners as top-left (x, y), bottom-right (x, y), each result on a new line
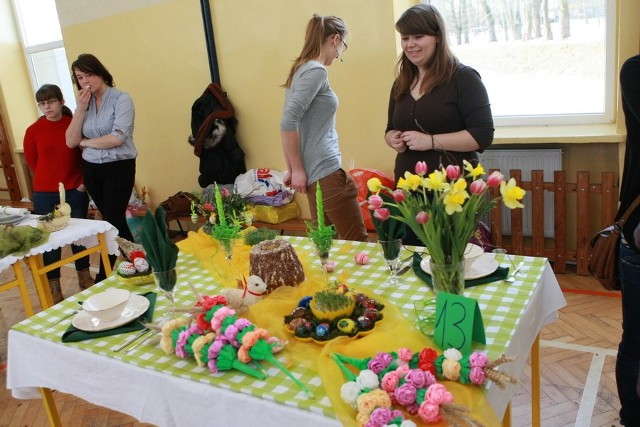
top-left (72, 294), bottom-right (150, 332)
top-left (0, 214), bottom-right (25, 225)
top-left (420, 253), bottom-right (499, 280)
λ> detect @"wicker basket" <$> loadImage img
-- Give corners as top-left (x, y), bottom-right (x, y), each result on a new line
top-left (38, 215), bottom-right (70, 232)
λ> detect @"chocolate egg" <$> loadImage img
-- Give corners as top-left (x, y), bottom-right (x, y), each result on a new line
top-left (337, 318), bottom-right (357, 335)
top-left (363, 308), bottom-right (378, 321)
top-left (315, 323), bottom-right (330, 337)
top-left (290, 306), bottom-right (307, 318)
top-left (295, 320), bottom-right (313, 337)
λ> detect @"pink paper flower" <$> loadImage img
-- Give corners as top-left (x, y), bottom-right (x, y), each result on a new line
top-left (469, 351), bottom-right (489, 368)
top-left (395, 383), bottom-right (417, 405)
top-left (424, 383), bottom-right (454, 405)
top-left (367, 407), bottom-right (392, 426)
top-left (405, 369), bottom-right (428, 389)
top-left (381, 371), bottom-right (400, 392)
top-left (470, 366), bottom-right (487, 385)
top-left (417, 401), bottom-right (441, 424)
top-left (398, 347), bottom-right (413, 363)
top-left (368, 352), bottom-right (394, 373)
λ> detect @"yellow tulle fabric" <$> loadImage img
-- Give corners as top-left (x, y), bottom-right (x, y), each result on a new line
top-left (177, 230), bottom-right (501, 426)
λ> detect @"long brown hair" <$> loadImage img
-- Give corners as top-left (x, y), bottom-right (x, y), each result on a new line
top-left (35, 84), bottom-right (72, 117)
top-left (70, 53), bottom-right (115, 90)
top-left (282, 14), bottom-right (347, 88)
top-left (393, 4), bottom-right (458, 99)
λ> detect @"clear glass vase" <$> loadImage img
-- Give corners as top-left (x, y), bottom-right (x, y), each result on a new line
top-left (429, 259), bottom-right (465, 295)
top-left (153, 267), bottom-right (178, 307)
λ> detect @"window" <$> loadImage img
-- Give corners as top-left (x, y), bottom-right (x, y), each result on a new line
top-left (428, 0), bottom-right (614, 126)
top-left (12, 0), bottom-right (75, 111)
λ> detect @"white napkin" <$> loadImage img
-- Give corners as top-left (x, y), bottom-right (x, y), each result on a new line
top-left (0, 206), bottom-right (29, 216)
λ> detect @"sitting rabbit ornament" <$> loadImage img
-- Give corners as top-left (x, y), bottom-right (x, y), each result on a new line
top-left (221, 275), bottom-right (269, 315)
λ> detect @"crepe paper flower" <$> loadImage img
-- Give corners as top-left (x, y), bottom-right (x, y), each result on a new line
top-left (417, 347), bottom-right (438, 375)
top-left (397, 348), bottom-right (413, 365)
top-left (175, 324), bottom-right (205, 359)
top-left (215, 343), bottom-right (266, 379)
top-left (341, 381), bottom-right (362, 408)
top-left (381, 371), bottom-right (400, 393)
top-left (210, 306), bottom-right (237, 332)
top-left (367, 352), bottom-right (395, 374)
top-left (247, 337), bottom-right (314, 398)
top-left (223, 317), bottom-right (253, 347)
top-left (434, 350), bottom-right (518, 388)
top-left (404, 369), bottom-right (435, 389)
top-left (159, 317), bottom-right (189, 354)
top-left (192, 332), bottom-right (216, 367)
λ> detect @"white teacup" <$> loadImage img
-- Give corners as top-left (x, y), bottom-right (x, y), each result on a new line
top-left (83, 288), bottom-right (131, 322)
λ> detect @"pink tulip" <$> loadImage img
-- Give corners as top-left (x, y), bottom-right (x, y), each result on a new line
top-left (374, 208), bottom-right (390, 221)
top-left (469, 179), bottom-right (487, 195)
top-left (415, 211), bottom-right (429, 224)
top-left (415, 161), bottom-right (428, 176)
top-left (393, 189), bottom-right (405, 203)
top-left (368, 194), bottom-right (384, 210)
top-left (446, 164), bottom-right (461, 180)
top-left (487, 171), bottom-right (503, 187)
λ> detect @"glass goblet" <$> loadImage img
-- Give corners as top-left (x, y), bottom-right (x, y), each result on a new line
top-left (152, 267), bottom-right (178, 310)
top-left (313, 240), bottom-right (333, 284)
top-left (378, 239), bottom-right (403, 287)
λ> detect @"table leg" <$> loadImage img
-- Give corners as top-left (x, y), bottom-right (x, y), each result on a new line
top-left (39, 387), bottom-right (61, 427)
top-left (97, 233), bottom-right (113, 276)
top-left (26, 255), bottom-right (54, 310)
top-left (502, 402), bottom-right (511, 426)
top-left (532, 333), bottom-right (541, 427)
top-left (12, 262), bottom-right (34, 317)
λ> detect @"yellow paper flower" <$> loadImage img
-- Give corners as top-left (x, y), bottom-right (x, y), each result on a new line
top-left (442, 359), bottom-right (462, 381)
top-left (500, 178), bottom-right (526, 209)
top-left (356, 392), bottom-right (377, 414)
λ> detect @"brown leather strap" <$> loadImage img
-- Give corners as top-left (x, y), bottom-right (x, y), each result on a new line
top-left (616, 194), bottom-right (640, 228)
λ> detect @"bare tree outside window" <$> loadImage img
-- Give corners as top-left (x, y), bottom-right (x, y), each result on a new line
top-left (427, 0), bottom-right (612, 125)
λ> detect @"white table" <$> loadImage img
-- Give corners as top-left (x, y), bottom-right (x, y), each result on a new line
top-left (7, 237), bottom-right (566, 426)
top-left (1, 217), bottom-right (119, 309)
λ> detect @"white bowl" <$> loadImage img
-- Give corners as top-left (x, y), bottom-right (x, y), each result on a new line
top-left (83, 289), bottom-right (131, 322)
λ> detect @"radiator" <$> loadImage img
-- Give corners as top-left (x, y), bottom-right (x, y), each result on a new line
top-left (478, 149), bottom-right (563, 237)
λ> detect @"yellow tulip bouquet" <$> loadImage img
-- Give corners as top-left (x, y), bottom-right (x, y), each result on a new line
top-left (367, 160), bottom-right (525, 293)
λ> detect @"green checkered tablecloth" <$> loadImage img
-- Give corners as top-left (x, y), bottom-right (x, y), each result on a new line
top-left (12, 236), bottom-right (551, 421)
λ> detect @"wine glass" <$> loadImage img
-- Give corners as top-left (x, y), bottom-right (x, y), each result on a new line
top-left (313, 240), bottom-right (332, 284)
top-left (218, 237), bottom-right (238, 279)
top-left (152, 267), bottom-right (178, 312)
top-left (378, 239), bottom-right (403, 287)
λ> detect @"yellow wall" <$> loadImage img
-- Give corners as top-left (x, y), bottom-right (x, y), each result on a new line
top-left (1, 0), bottom-right (639, 220)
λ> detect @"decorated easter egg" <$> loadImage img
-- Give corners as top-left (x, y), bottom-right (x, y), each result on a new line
top-left (133, 257), bottom-right (149, 273)
top-left (297, 296), bottom-right (313, 309)
top-left (354, 252), bottom-right (369, 265)
top-left (289, 318), bottom-right (306, 331)
top-left (295, 320), bottom-right (314, 337)
top-left (357, 315), bottom-right (374, 330)
top-left (315, 323), bottom-right (330, 337)
top-left (363, 308), bottom-right (378, 321)
top-left (324, 260), bottom-right (336, 272)
top-left (117, 261), bottom-right (136, 276)
top-left (337, 318), bottom-right (357, 335)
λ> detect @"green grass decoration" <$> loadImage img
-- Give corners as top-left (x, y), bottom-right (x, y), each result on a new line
top-left (243, 227), bottom-right (278, 246)
top-left (140, 206), bottom-right (179, 272)
top-left (305, 182), bottom-right (335, 258)
top-left (210, 183), bottom-right (242, 242)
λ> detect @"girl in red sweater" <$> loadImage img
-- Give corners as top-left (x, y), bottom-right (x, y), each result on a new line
top-left (24, 84), bottom-right (93, 303)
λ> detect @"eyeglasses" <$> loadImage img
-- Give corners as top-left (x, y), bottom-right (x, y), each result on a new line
top-left (341, 39), bottom-right (348, 51)
top-left (37, 99), bottom-right (59, 107)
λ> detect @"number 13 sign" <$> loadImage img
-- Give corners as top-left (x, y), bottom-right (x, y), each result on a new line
top-left (433, 292), bottom-right (486, 354)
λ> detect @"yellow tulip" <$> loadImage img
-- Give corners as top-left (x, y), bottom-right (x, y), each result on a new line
top-left (367, 177), bottom-right (382, 193)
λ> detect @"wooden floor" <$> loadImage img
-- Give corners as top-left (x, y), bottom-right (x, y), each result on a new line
top-left (0, 252), bottom-right (623, 426)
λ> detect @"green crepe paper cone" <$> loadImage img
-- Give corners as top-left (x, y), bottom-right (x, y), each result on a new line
top-left (248, 339), bottom-right (315, 399)
top-left (334, 353), bottom-right (372, 371)
top-left (217, 344), bottom-right (266, 380)
top-left (458, 355), bottom-right (473, 385)
top-left (331, 353), bottom-right (358, 382)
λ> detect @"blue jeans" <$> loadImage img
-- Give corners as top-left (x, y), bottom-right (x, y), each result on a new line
top-left (617, 241), bottom-right (640, 425)
top-left (34, 189), bottom-right (90, 279)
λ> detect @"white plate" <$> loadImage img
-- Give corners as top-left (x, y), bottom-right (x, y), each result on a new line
top-left (72, 294), bottom-right (150, 332)
top-left (420, 253), bottom-right (499, 280)
top-left (0, 214), bottom-right (24, 225)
